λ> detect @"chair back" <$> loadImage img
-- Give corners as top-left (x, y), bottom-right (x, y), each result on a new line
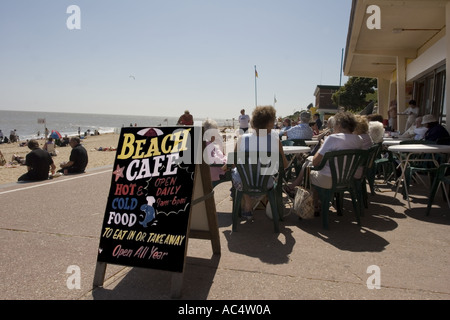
top-left (281, 140), bottom-right (294, 146)
top-left (366, 143), bottom-right (381, 172)
top-left (287, 139), bottom-right (307, 146)
top-left (228, 151), bottom-right (280, 196)
top-left (46, 143), bottom-right (56, 156)
top-left (316, 149), bottom-right (367, 191)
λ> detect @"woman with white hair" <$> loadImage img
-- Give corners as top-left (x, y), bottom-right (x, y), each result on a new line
top-left (203, 118), bottom-right (227, 187)
top-left (368, 120), bottom-right (385, 144)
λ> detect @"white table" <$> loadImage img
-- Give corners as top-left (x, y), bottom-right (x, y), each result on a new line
top-left (387, 144), bottom-right (450, 208)
top-left (305, 140), bottom-right (319, 146)
top-left (382, 139), bottom-right (402, 146)
top-left (283, 146), bottom-right (311, 154)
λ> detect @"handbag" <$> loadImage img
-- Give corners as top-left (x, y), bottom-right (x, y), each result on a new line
top-left (293, 186), bottom-right (314, 219)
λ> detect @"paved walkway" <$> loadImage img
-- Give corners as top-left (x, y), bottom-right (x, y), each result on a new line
top-left (0, 166), bottom-right (449, 301)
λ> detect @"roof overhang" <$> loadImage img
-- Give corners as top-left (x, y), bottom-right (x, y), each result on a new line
top-left (344, 0), bottom-right (447, 80)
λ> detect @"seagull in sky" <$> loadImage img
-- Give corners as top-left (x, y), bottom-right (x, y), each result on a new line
top-left (129, 75), bottom-right (135, 80)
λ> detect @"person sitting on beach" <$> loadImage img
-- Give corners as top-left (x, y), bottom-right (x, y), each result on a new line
top-left (177, 110), bottom-right (194, 125)
top-left (43, 137), bottom-right (54, 150)
top-left (11, 154), bottom-right (26, 165)
top-left (18, 139), bottom-right (56, 182)
top-left (60, 135), bottom-right (70, 147)
top-left (43, 137), bottom-right (57, 156)
top-left (58, 137), bottom-right (88, 174)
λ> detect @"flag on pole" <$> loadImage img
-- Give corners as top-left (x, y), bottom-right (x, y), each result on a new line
top-left (255, 67), bottom-right (258, 78)
top-left (274, 95), bottom-right (277, 104)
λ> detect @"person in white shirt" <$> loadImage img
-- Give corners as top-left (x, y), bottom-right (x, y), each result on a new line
top-left (238, 109), bottom-right (250, 133)
top-left (398, 100), bottom-right (419, 133)
top-left (399, 116), bottom-right (427, 140)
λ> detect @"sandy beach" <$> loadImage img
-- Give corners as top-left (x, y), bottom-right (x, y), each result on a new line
top-left (0, 133), bottom-right (120, 185)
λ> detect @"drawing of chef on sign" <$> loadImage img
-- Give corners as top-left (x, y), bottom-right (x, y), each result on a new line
top-left (140, 196), bottom-right (157, 227)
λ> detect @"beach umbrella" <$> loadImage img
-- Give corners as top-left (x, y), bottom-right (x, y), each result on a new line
top-left (50, 130), bottom-right (62, 139)
top-left (137, 127), bottom-right (164, 137)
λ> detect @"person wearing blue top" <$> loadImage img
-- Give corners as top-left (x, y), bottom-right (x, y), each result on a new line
top-left (284, 111), bottom-right (313, 140)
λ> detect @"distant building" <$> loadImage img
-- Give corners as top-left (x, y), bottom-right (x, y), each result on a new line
top-left (314, 85), bottom-right (341, 115)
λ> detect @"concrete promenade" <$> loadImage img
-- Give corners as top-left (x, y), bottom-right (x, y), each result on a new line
top-left (0, 165), bottom-right (449, 301)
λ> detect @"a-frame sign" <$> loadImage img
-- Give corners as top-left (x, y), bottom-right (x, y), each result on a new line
top-left (93, 125), bottom-right (220, 297)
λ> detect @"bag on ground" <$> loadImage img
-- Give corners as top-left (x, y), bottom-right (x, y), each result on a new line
top-left (293, 186), bottom-right (314, 219)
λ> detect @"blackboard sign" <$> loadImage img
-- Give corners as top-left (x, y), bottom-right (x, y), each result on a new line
top-left (96, 126), bottom-right (197, 273)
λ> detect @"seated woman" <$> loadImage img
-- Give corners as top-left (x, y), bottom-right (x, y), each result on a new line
top-left (227, 105), bottom-right (288, 221)
top-left (285, 112), bottom-right (364, 214)
top-left (43, 137), bottom-right (54, 150)
top-left (354, 115), bottom-right (373, 149)
top-left (309, 112), bottom-right (364, 213)
top-left (43, 137), bottom-right (57, 156)
top-left (203, 118), bottom-right (228, 187)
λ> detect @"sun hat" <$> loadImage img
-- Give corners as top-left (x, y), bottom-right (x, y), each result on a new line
top-left (421, 114), bottom-right (437, 124)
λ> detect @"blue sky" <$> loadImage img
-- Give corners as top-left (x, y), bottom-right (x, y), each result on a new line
top-left (0, 0), bottom-right (352, 120)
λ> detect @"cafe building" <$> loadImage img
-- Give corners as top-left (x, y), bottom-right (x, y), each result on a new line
top-left (344, 0), bottom-right (450, 131)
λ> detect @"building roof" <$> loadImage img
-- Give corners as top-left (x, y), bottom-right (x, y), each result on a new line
top-left (344, 0), bottom-right (446, 79)
top-left (314, 85), bottom-right (341, 96)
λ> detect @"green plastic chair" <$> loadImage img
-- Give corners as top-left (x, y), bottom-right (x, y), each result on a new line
top-left (366, 143), bottom-right (383, 195)
top-left (426, 163), bottom-right (450, 216)
top-left (353, 144), bottom-right (380, 216)
top-left (310, 149), bottom-right (367, 229)
top-left (372, 144), bottom-right (397, 191)
top-left (398, 140), bottom-right (439, 195)
top-left (281, 140), bottom-right (294, 146)
top-left (229, 151), bottom-right (281, 233)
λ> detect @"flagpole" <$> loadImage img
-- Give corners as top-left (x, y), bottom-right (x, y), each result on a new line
top-left (254, 65), bottom-right (258, 107)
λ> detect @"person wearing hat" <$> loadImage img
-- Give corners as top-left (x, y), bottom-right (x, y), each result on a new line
top-left (398, 100), bottom-right (419, 132)
top-left (284, 111), bottom-right (313, 140)
top-left (18, 139), bottom-right (56, 181)
top-left (422, 114), bottom-right (450, 144)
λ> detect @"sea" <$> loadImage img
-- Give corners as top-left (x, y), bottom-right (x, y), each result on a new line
top-left (0, 110), bottom-right (233, 141)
